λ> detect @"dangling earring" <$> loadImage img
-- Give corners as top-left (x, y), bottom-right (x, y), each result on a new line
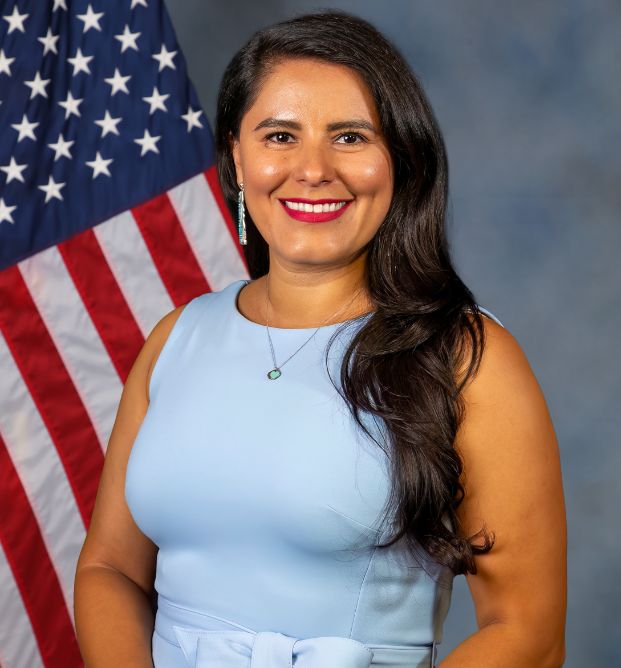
top-left (237, 182), bottom-right (247, 246)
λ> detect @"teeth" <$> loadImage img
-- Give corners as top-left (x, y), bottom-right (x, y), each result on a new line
top-left (284, 200), bottom-right (348, 213)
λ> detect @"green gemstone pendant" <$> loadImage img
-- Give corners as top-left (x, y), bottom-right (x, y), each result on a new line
top-left (267, 368), bottom-right (282, 380)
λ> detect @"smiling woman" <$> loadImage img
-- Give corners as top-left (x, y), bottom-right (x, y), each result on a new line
top-left (74, 9), bottom-right (566, 668)
top-left (227, 56), bottom-right (394, 280)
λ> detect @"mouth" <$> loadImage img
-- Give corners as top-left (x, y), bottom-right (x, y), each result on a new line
top-left (278, 198), bottom-right (354, 224)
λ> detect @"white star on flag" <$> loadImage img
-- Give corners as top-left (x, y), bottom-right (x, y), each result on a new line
top-left (0, 198), bottom-right (17, 224)
top-left (38, 176), bottom-right (66, 203)
top-left (77, 4), bottom-right (104, 33)
top-left (94, 111), bottom-right (122, 137)
top-left (0, 49), bottom-right (15, 75)
top-left (24, 72), bottom-right (51, 99)
top-left (104, 68), bottom-right (131, 96)
top-left (131, 0), bottom-right (148, 8)
top-left (11, 114), bottom-right (39, 142)
top-left (115, 25), bottom-right (140, 53)
top-left (38, 28), bottom-right (60, 55)
top-left (67, 48), bottom-right (93, 76)
top-left (134, 129), bottom-right (161, 156)
top-left (48, 133), bottom-right (75, 161)
top-left (85, 152), bottom-right (113, 179)
top-left (58, 92), bottom-right (83, 119)
top-left (0, 157), bottom-right (28, 183)
top-left (53, 0), bottom-right (68, 11)
top-left (181, 106), bottom-right (204, 132)
top-left (152, 44), bottom-right (177, 72)
top-left (3, 6), bottom-right (29, 34)
top-left (143, 86), bottom-right (169, 114)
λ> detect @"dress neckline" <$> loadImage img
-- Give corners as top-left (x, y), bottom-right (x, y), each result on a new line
top-left (231, 279), bottom-right (373, 333)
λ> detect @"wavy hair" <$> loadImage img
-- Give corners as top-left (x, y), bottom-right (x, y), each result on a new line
top-left (214, 9), bottom-right (494, 575)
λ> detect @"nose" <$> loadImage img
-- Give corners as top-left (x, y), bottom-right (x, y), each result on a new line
top-left (291, 140), bottom-right (335, 186)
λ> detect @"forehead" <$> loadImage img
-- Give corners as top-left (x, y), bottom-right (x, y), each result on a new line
top-left (244, 58), bottom-right (380, 125)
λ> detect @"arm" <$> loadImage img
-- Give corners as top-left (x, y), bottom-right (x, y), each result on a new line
top-left (438, 318), bottom-right (567, 668)
top-left (74, 304), bottom-right (186, 667)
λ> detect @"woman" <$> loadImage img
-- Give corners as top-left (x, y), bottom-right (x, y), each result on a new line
top-left (74, 10), bottom-right (567, 667)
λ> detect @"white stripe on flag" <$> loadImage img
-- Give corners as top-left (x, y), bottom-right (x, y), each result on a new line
top-left (18, 247), bottom-right (123, 450)
top-left (0, 331), bottom-right (86, 625)
top-left (168, 173), bottom-right (248, 289)
top-left (94, 209), bottom-right (175, 337)
top-left (0, 541), bottom-right (45, 668)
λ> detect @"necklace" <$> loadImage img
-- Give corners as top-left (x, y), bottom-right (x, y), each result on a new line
top-left (263, 274), bottom-right (364, 380)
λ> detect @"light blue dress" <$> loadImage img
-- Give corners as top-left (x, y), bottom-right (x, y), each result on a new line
top-left (125, 278), bottom-right (504, 668)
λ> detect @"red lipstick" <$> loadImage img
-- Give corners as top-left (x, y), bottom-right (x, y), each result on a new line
top-left (278, 198), bottom-right (353, 223)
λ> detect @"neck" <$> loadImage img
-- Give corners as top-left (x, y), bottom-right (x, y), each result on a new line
top-left (258, 266), bottom-right (373, 329)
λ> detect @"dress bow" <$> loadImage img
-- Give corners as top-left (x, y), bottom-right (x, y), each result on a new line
top-left (173, 625), bottom-right (374, 668)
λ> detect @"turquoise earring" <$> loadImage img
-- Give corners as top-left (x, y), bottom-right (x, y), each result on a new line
top-left (237, 183), bottom-right (247, 246)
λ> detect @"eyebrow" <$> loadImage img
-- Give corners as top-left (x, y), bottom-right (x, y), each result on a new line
top-left (253, 117), bottom-right (378, 133)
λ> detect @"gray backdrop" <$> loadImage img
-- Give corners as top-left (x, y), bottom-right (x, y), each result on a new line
top-left (165, 1), bottom-right (621, 665)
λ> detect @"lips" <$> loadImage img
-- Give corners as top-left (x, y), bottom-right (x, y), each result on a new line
top-left (282, 198), bottom-right (352, 205)
top-left (278, 198), bottom-right (353, 224)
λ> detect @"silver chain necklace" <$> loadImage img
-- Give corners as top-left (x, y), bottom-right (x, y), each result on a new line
top-left (263, 274), bottom-right (364, 380)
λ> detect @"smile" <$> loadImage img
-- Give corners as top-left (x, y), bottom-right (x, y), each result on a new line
top-left (278, 198), bottom-right (353, 223)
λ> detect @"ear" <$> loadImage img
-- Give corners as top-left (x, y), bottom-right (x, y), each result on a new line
top-left (229, 132), bottom-right (243, 186)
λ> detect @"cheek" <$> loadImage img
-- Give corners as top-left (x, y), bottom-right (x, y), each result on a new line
top-left (343, 154), bottom-right (392, 197)
top-left (242, 147), bottom-right (288, 188)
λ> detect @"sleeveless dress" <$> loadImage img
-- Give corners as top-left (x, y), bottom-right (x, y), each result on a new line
top-left (125, 278), bottom-right (504, 668)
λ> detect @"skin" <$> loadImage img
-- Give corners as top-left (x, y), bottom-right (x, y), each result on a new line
top-left (74, 56), bottom-right (566, 667)
top-left (444, 322), bottom-right (567, 667)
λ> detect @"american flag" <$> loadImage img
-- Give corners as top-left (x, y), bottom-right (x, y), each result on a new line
top-left (0, 1), bottom-right (247, 665)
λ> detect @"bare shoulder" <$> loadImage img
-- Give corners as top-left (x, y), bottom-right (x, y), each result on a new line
top-left (453, 315), bottom-right (567, 661)
top-left (458, 314), bottom-right (538, 409)
top-left (455, 314), bottom-right (561, 524)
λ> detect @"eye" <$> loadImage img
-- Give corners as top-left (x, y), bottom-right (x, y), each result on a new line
top-left (335, 132), bottom-right (366, 144)
top-left (264, 131), bottom-right (294, 144)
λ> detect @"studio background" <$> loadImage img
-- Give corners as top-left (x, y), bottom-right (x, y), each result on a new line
top-left (165, 2), bottom-right (620, 666)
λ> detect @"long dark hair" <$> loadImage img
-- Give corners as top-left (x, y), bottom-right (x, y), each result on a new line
top-left (215, 9), bottom-right (494, 576)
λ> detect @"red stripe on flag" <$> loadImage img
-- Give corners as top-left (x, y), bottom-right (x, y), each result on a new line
top-left (59, 229), bottom-right (145, 384)
top-left (0, 267), bottom-right (103, 527)
top-left (0, 436), bottom-right (83, 667)
top-left (131, 193), bottom-right (209, 306)
top-left (204, 166), bottom-right (236, 231)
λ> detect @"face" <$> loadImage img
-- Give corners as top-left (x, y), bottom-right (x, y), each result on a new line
top-left (231, 58), bottom-right (394, 271)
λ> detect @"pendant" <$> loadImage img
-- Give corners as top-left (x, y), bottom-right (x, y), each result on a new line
top-left (267, 368), bottom-right (282, 380)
